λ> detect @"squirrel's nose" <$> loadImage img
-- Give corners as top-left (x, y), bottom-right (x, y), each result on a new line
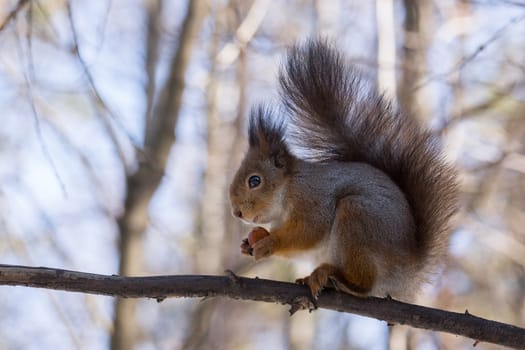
top-left (234, 209), bottom-right (242, 218)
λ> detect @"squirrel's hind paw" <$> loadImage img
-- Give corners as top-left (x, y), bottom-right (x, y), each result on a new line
top-left (296, 268), bottom-right (331, 299)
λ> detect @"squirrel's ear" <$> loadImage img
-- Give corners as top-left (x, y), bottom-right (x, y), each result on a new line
top-left (248, 105), bottom-right (292, 169)
top-left (271, 148), bottom-right (289, 169)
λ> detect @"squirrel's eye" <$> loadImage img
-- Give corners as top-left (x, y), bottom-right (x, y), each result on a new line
top-left (248, 175), bottom-right (261, 189)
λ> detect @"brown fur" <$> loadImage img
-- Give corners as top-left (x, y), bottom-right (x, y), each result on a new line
top-left (229, 39), bottom-right (458, 301)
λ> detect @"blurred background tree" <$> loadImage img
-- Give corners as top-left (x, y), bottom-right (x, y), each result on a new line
top-left (0, 0), bottom-right (524, 349)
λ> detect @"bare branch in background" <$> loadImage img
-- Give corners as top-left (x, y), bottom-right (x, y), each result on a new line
top-left (215, 0), bottom-right (269, 67)
top-left (13, 23), bottom-right (67, 196)
top-left (501, 0), bottom-right (525, 8)
top-left (436, 81), bottom-right (521, 135)
top-left (112, 1), bottom-right (207, 349)
top-left (182, 2), bottom-right (258, 346)
top-left (397, 0), bottom-right (432, 119)
top-left (1, 265), bottom-right (525, 349)
top-left (144, 0), bottom-right (162, 125)
top-left (412, 14), bottom-right (525, 91)
top-left (39, 116), bottom-right (115, 216)
top-left (375, 0), bottom-right (397, 99)
top-left (0, 0), bottom-right (29, 32)
top-left (143, 1), bottom-right (205, 163)
top-left (66, 1), bottom-right (131, 169)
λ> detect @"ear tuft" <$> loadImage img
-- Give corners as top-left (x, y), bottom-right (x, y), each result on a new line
top-left (248, 105), bottom-right (283, 150)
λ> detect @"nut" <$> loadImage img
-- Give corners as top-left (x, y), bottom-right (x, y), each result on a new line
top-left (248, 227), bottom-right (270, 246)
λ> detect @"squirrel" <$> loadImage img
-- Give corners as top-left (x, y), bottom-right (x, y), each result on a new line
top-left (229, 39), bottom-right (458, 301)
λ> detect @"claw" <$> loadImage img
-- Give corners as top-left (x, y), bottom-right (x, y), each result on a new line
top-left (240, 238), bottom-right (253, 256)
top-left (297, 264), bottom-right (336, 299)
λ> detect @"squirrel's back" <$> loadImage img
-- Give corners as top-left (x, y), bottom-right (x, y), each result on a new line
top-left (279, 39), bottom-right (458, 274)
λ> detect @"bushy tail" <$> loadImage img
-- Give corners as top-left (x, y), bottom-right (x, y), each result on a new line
top-left (279, 39), bottom-right (458, 269)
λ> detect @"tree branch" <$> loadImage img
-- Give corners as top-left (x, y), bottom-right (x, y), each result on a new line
top-left (0, 264), bottom-right (524, 349)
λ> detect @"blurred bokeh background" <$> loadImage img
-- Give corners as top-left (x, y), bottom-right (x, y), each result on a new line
top-left (1, 0), bottom-right (525, 349)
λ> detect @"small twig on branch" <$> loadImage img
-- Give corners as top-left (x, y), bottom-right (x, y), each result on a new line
top-left (0, 264), bottom-right (524, 349)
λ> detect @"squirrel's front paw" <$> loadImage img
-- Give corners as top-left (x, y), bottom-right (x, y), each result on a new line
top-left (252, 236), bottom-right (275, 260)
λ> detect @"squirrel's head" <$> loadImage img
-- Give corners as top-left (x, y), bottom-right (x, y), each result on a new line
top-left (229, 106), bottom-right (295, 225)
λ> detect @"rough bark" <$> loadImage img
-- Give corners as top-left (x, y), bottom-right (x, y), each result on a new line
top-left (1, 264), bottom-right (525, 349)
